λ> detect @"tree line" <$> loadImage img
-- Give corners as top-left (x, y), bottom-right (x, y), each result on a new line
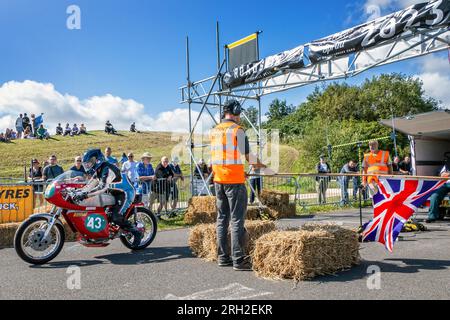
top-left (242, 73), bottom-right (439, 172)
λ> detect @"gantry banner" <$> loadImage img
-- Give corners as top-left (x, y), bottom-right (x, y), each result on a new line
top-left (223, 0), bottom-right (450, 89)
top-left (308, 0), bottom-right (450, 63)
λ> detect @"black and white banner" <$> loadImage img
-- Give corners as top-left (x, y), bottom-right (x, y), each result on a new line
top-left (223, 0), bottom-right (449, 89)
top-left (308, 0), bottom-right (450, 63)
top-left (223, 45), bottom-right (305, 89)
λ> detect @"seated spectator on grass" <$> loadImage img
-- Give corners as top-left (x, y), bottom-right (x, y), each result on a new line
top-left (23, 126), bottom-right (34, 139)
top-left (72, 124), bottom-right (79, 136)
top-left (80, 123), bottom-right (87, 134)
top-left (56, 123), bottom-right (63, 135)
top-left (37, 124), bottom-right (50, 140)
top-left (63, 123), bottom-right (71, 136)
top-left (130, 122), bottom-right (138, 133)
top-left (0, 133), bottom-right (6, 143)
top-left (10, 130), bottom-right (17, 140)
top-left (105, 120), bottom-right (117, 134)
top-left (5, 129), bottom-right (12, 141)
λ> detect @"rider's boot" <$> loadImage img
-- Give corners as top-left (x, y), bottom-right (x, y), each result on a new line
top-left (110, 209), bottom-right (142, 248)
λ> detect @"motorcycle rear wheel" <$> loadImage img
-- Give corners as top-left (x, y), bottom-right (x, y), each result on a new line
top-left (14, 216), bottom-right (65, 265)
top-left (120, 207), bottom-right (157, 250)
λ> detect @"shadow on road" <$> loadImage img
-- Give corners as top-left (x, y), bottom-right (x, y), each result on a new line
top-left (95, 246), bottom-right (194, 265)
top-left (30, 259), bottom-right (104, 269)
top-left (29, 246), bottom-right (194, 269)
top-left (311, 258), bottom-right (450, 283)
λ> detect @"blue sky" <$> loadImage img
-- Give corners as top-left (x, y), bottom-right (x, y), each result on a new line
top-left (0, 0), bottom-right (448, 132)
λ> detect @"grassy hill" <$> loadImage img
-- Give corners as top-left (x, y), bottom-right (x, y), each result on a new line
top-left (0, 131), bottom-right (300, 178)
top-left (0, 131), bottom-right (179, 178)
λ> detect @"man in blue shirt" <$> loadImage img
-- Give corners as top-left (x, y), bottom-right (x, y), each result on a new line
top-left (137, 152), bottom-right (156, 209)
top-left (105, 147), bottom-right (119, 167)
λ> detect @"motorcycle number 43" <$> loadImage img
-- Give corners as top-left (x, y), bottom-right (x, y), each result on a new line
top-left (85, 215), bottom-right (106, 232)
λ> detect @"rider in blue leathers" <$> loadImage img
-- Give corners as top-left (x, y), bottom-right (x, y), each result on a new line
top-left (75, 149), bottom-right (142, 248)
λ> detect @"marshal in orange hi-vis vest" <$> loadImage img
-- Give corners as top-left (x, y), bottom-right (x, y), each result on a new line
top-left (363, 150), bottom-right (390, 184)
top-left (210, 121), bottom-right (246, 184)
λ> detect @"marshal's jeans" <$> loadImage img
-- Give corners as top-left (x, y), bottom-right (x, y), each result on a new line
top-left (215, 183), bottom-right (248, 266)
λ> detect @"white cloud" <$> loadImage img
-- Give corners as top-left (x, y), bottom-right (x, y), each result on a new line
top-left (0, 80), bottom-right (217, 133)
top-left (416, 55), bottom-right (450, 108)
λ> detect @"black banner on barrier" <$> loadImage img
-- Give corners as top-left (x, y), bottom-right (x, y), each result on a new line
top-left (308, 0), bottom-right (450, 63)
top-left (223, 45), bottom-right (305, 89)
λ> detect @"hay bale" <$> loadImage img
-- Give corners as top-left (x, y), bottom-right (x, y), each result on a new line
top-left (184, 197), bottom-right (270, 225)
top-left (0, 223), bottom-right (19, 248)
top-left (184, 208), bottom-right (217, 225)
top-left (184, 196), bottom-right (217, 225)
top-left (259, 190), bottom-right (296, 219)
top-left (188, 220), bottom-right (277, 262)
top-left (260, 190), bottom-right (290, 207)
top-left (189, 196), bottom-right (217, 212)
top-left (0, 219), bottom-right (78, 248)
top-left (252, 223), bottom-right (360, 281)
top-left (246, 205), bottom-right (270, 220)
top-left (267, 203), bottom-right (297, 219)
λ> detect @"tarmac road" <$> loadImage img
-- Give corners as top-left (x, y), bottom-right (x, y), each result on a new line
top-left (1, 209), bottom-right (450, 300)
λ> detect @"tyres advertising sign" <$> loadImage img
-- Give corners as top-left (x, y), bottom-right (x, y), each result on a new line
top-left (0, 186), bottom-right (34, 223)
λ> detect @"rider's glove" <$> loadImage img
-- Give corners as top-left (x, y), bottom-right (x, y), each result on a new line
top-left (73, 191), bottom-right (88, 202)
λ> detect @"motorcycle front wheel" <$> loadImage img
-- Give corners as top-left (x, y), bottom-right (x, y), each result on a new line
top-left (120, 207), bottom-right (157, 250)
top-left (14, 216), bottom-right (65, 265)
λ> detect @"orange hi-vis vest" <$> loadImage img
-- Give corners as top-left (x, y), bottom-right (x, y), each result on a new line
top-left (210, 121), bottom-right (246, 184)
top-left (363, 150), bottom-right (390, 184)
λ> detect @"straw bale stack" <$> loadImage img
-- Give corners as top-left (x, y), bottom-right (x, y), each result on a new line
top-left (252, 223), bottom-right (360, 281)
top-left (188, 220), bottom-right (276, 262)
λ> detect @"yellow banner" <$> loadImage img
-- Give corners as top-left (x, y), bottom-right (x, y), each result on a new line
top-left (0, 185), bottom-right (34, 223)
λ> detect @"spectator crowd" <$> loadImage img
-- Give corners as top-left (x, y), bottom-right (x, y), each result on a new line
top-left (1, 113), bottom-right (145, 143)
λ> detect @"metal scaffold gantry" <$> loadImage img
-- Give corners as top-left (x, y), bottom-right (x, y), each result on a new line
top-left (180, 0), bottom-right (450, 196)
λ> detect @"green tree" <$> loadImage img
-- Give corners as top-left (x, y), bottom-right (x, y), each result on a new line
top-left (265, 99), bottom-right (295, 123)
top-left (263, 73), bottom-right (438, 172)
top-left (241, 106), bottom-right (259, 130)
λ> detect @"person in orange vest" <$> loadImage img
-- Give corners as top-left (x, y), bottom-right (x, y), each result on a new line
top-left (362, 140), bottom-right (393, 194)
top-left (210, 99), bottom-right (266, 271)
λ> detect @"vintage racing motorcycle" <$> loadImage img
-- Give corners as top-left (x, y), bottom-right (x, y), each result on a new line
top-left (14, 170), bottom-right (157, 265)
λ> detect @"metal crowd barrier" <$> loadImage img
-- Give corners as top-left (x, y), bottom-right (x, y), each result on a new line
top-left (1, 172), bottom-right (373, 224)
top-left (247, 174), bottom-right (369, 207)
top-left (137, 177), bottom-right (190, 217)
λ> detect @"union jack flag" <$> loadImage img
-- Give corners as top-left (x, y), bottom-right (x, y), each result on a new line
top-left (361, 178), bottom-right (446, 252)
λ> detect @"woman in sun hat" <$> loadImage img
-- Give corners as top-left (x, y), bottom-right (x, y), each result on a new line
top-left (136, 152), bottom-right (156, 209)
